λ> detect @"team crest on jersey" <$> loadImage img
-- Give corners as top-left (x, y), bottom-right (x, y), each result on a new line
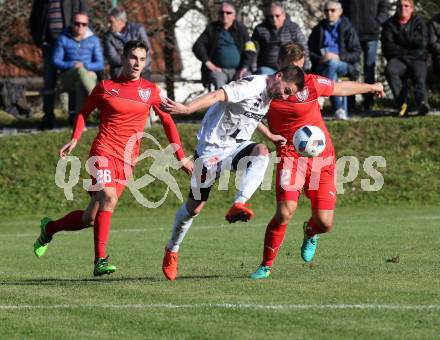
top-left (295, 87), bottom-right (309, 102)
top-left (138, 88), bottom-right (151, 102)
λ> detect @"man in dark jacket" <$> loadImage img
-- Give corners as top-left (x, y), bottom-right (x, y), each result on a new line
top-left (341, 0), bottom-right (390, 110)
top-left (382, 0), bottom-right (429, 117)
top-left (429, 13), bottom-right (440, 75)
top-left (252, 2), bottom-right (309, 74)
top-left (308, 0), bottom-right (361, 120)
top-left (192, 2), bottom-right (256, 89)
top-left (29, 0), bottom-right (88, 130)
top-left (103, 6), bottom-right (152, 80)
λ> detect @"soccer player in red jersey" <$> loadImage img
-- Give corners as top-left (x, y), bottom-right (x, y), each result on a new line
top-left (250, 42), bottom-right (385, 279)
top-left (160, 66), bottom-right (305, 280)
top-left (33, 40), bottom-right (193, 276)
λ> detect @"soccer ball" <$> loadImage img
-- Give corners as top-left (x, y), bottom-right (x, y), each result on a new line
top-left (293, 125), bottom-right (326, 157)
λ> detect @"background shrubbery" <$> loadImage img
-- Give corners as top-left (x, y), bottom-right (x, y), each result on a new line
top-left (1, 116), bottom-right (439, 217)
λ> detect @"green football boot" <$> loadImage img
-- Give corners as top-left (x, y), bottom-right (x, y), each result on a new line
top-left (33, 217), bottom-right (52, 257)
top-left (301, 221), bottom-right (319, 262)
top-left (93, 257), bottom-right (116, 276)
top-left (249, 265), bottom-right (272, 280)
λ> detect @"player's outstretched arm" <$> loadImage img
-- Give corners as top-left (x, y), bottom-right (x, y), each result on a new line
top-left (60, 138), bottom-right (78, 159)
top-left (161, 89), bottom-right (227, 115)
top-left (257, 122), bottom-right (287, 147)
top-left (152, 104), bottom-right (193, 176)
top-left (333, 81), bottom-right (385, 98)
top-left (179, 157), bottom-right (194, 176)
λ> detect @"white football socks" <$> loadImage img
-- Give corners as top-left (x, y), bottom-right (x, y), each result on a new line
top-left (234, 154), bottom-right (269, 203)
top-left (166, 204), bottom-right (195, 252)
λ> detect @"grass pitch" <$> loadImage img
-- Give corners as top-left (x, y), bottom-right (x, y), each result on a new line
top-left (1, 205), bottom-right (439, 339)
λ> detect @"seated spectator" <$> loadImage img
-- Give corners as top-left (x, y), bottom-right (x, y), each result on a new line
top-left (429, 13), bottom-right (440, 75)
top-left (382, 0), bottom-right (429, 117)
top-left (192, 2), bottom-right (255, 89)
top-left (104, 6), bottom-right (152, 80)
top-left (252, 2), bottom-right (309, 75)
top-left (29, 0), bottom-right (88, 130)
top-left (308, 1), bottom-right (361, 120)
top-left (341, 0), bottom-right (390, 111)
top-left (53, 12), bottom-right (104, 123)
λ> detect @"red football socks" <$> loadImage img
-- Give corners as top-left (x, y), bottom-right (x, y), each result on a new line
top-left (262, 217), bottom-right (287, 267)
top-left (45, 210), bottom-right (89, 237)
top-left (305, 218), bottom-right (324, 237)
top-left (94, 210), bottom-right (113, 262)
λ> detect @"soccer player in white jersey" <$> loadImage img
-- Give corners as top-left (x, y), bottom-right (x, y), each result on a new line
top-left (160, 65), bottom-right (305, 280)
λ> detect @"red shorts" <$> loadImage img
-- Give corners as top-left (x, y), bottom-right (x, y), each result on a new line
top-left (87, 154), bottom-right (133, 198)
top-left (275, 151), bottom-right (336, 210)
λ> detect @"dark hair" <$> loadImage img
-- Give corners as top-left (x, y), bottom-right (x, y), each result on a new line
top-left (72, 11), bottom-right (89, 21)
top-left (277, 65), bottom-right (305, 90)
top-left (123, 40), bottom-right (149, 57)
top-left (278, 42), bottom-right (306, 67)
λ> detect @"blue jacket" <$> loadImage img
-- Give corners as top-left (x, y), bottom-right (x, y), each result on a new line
top-left (53, 27), bottom-right (104, 72)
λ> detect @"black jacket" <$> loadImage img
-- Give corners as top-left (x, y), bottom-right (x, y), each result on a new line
top-left (381, 14), bottom-right (429, 62)
top-left (29, 0), bottom-right (88, 47)
top-left (192, 20), bottom-right (255, 84)
top-left (252, 16), bottom-right (309, 70)
top-left (308, 16), bottom-right (361, 79)
top-left (341, 0), bottom-right (390, 41)
top-left (103, 23), bottom-right (152, 79)
top-left (429, 13), bottom-right (440, 57)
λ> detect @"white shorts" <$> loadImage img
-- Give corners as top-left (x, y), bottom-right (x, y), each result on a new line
top-left (189, 141), bottom-right (257, 201)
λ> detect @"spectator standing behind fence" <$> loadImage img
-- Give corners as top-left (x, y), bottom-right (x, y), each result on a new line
top-left (341, 0), bottom-right (390, 111)
top-left (192, 2), bottom-right (256, 90)
top-left (103, 6), bottom-right (152, 80)
top-left (382, 0), bottom-right (429, 117)
top-left (52, 12), bottom-right (104, 124)
top-left (308, 0), bottom-right (361, 120)
top-left (30, 0), bottom-right (88, 130)
top-left (252, 2), bottom-right (309, 75)
top-left (429, 13), bottom-right (440, 76)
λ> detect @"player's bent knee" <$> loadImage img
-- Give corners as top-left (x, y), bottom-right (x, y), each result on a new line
top-left (191, 204), bottom-right (205, 216)
top-left (252, 143), bottom-right (269, 156)
top-left (276, 208), bottom-right (294, 224)
top-left (316, 219), bottom-right (333, 233)
top-left (101, 193), bottom-right (118, 210)
top-left (186, 200), bottom-right (205, 216)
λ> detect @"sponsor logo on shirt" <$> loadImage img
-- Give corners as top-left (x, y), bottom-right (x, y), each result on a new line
top-left (317, 78), bottom-right (331, 86)
top-left (138, 88), bottom-right (151, 103)
top-left (241, 76), bottom-right (254, 82)
top-left (111, 88), bottom-right (120, 96)
top-left (242, 111), bottom-right (265, 121)
top-left (206, 156), bottom-right (220, 167)
top-left (295, 87), bottom-right (309, 102)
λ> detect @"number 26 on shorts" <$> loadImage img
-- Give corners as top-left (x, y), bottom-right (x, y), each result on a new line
top-left (97, 169), bottom-right (112, 184)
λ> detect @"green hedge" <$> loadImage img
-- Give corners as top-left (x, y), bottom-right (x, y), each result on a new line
top-left (1, 117), bottom-right (439, 217)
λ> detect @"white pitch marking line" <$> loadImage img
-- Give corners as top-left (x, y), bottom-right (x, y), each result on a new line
top-left (0, 303), bottom-right (440, 311)
top-left (0, 223), bottom-right (264, 238)
top-left (2, 214), bottom-right (439, 238)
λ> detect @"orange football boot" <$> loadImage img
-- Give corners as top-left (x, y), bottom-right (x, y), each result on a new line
top-left (162, 248), bottom-right (178, 280)
top-left (225, 203), bottom-right (254, 223)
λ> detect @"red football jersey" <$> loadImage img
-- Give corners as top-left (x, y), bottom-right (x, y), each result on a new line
top-left (267, 73), bottom-right (335, 157)
top-left (72, 77), bottom-right (185, 165)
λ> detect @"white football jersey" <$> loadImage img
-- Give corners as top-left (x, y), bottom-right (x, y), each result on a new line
top-left (196, 75), bottom-right (272, 149)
